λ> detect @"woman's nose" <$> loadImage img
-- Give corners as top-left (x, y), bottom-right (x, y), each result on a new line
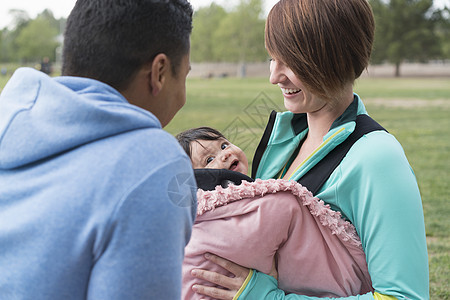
top-left (269, 60), bottom-right (286, 85)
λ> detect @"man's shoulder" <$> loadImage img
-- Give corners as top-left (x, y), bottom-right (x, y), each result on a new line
top-left (85, 127), bottom-right (192, 185)
top-left (121, 127), bottom-right (187, 160)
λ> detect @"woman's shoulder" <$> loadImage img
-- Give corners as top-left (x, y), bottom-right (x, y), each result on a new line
top-left (353, 130), bottom-right (405, 157)
top-left (343, 130), bottom-right (412, 174)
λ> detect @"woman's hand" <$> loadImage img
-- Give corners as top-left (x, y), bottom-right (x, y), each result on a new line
top-left (191, 253), bottom-right (250, 300)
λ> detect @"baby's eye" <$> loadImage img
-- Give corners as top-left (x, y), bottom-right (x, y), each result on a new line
top-left (221, 143), bottom-right (229, 150)
top-left (206, 156), bottom-right (214, 164)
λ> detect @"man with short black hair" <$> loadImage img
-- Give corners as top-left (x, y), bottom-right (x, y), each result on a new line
top-left (0, 0), bottom-right (196, 299)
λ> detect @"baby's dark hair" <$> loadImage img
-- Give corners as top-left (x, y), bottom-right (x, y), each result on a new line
top-left (176, 127), bottom-right (226, 158)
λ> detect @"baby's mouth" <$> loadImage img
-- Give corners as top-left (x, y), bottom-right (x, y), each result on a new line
top-left (229, 160), bottom-right (239, 171)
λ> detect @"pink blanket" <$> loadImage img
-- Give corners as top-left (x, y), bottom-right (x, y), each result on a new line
top-left (182, 179), bottom-right (373, 299)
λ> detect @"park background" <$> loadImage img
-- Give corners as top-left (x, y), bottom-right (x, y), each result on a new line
top-left (0, 0), bottom-right (449, 299)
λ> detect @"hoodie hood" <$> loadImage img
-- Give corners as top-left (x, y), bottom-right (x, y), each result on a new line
top-left (0, 67), bottom-right (160, 169)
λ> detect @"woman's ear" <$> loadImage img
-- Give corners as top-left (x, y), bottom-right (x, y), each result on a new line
top-left (149, 53), bottom-right (169, 96)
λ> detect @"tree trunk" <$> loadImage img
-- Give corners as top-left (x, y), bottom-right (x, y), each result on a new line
top-left (395, 62), bottom-right (401, 77)
top-left (237, 62), bottom-right (246, 78)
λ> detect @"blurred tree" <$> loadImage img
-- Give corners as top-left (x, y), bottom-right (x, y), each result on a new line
top-left (8, 9), bottom-right (30, 30)
top-left (191, 3), bottom-right (227, 62)
top-left (370, 0), bottom-right (441, 76)
top-left (37, 9), bottom-right (61, 30)
top-left (0, 9), bottom-right (30, 62)
top-left (212, 0), bottom-right (266, 64)
top-left (0, 29), bottom-right (6, 62)
top-left (434, 7), bottom-right (450, 59)
top-left (190, 0), bottom-right (267, 69)
top-left (15, 10), bottom-right (59, 63)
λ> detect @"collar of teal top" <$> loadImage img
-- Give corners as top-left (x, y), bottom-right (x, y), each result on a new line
top-left (253, 93), bottom-right (368, 180)
top-left (291, 94), bottom-right (360, 135)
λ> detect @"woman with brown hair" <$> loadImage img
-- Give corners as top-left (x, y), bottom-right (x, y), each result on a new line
top-left (190, 0), bottom-right (429, 299)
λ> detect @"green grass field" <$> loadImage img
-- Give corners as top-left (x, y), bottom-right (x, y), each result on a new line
top-left (1, 72), bottom-right (449, 299)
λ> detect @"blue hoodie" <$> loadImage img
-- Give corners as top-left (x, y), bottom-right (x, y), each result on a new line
top-left (0, 68), bottom-right (197, 299)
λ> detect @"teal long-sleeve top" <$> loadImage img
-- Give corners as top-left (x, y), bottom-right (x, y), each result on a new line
top-left (242, 95), bottom-right (429, 300)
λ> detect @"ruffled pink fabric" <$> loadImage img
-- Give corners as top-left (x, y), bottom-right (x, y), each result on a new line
top-left (197, 179), bottom-right (361, 248)
top-left (183, 179), bottom-right (373, 299)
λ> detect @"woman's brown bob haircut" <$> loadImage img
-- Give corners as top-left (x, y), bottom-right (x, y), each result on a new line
top-left (265, 0), bottom-right (375, 101)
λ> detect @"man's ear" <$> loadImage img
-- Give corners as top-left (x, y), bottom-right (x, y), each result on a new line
top-left (149, 53), bottom-right (170, 96)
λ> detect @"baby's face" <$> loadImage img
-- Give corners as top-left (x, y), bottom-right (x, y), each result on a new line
top-left (190, 138), bottom-right (249, 175)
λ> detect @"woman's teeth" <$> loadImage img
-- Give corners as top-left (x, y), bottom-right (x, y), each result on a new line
top-left (281, 88), bottom-right (301, 94)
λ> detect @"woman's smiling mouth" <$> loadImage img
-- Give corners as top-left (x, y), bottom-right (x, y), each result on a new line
top-left (281, 87), bottom-right (301, 95)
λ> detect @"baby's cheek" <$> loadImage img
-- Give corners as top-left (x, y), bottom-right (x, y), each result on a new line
top-left (211, 161), bottom-right (225, 169)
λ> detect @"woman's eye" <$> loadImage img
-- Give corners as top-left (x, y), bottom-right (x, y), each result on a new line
top-left (221, 143), bottom-right (229, 150)
top-left (206, 157), bottom-right (214, 164)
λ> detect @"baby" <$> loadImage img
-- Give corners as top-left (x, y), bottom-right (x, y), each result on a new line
top-left (176, 127), bottom-right (373, 300)
top-left (176, 127), bottom-right (253, 190)
top-left (176, 126), bottom-right (248, 174)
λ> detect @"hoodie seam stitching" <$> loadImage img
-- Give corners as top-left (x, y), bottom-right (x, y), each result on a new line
top-left (0, 80), bottom-right (41, 151)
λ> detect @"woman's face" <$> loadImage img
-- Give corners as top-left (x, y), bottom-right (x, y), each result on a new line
top-left (269, 59), bottom-right (327, 114)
